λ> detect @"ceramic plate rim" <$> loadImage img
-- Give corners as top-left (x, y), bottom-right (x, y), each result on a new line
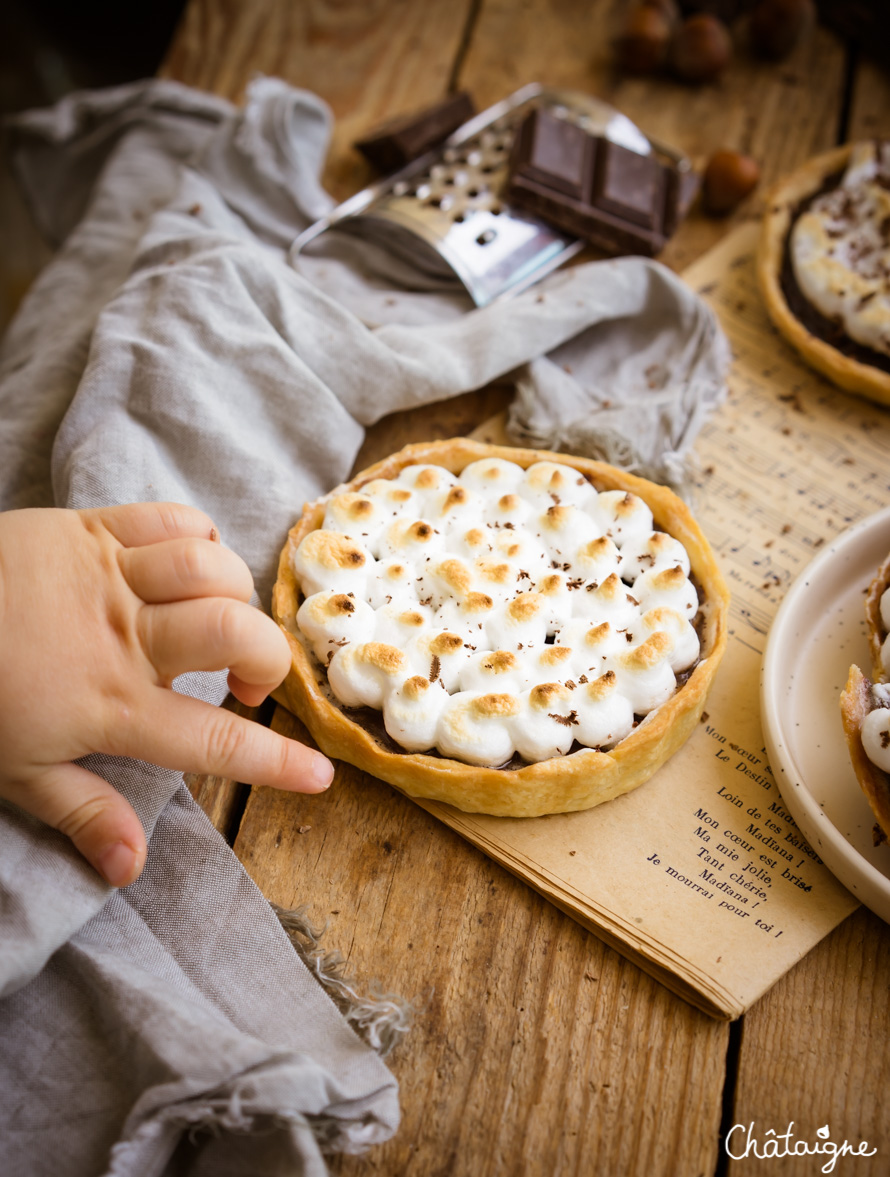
top-left (760, 506), bottom-right (890, 921)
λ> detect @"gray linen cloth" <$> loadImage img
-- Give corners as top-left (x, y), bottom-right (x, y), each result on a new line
top-left (0, 76), bottom-right (729, 1176)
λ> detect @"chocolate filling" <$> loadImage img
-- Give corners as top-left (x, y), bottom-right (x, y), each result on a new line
top-left (779, 168), bottom-right (890, 375)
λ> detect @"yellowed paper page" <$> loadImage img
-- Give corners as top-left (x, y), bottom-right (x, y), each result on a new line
top-left (418, 222), bottom-right (890, 1018)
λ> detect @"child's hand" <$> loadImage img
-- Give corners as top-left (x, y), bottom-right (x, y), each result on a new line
top-left (0, 502), bottom-right (333, 888)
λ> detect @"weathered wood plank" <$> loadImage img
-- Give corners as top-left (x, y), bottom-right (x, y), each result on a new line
top-left (185, 695), bottom-right (260, 838)
top-left (727, 908), bottom-right (890, 1175)
top-left (234, 706), bottom-right (730, 1177)
top-left (160, 0), bottom-right (476, 199)
top-left (457, 0), bottom-right (848, 271)
top-left (848, 55), bottom-right (890, 141)
top-left (351, 384), bottom-right (513, 477)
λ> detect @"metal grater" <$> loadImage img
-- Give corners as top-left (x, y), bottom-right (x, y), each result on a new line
top-left (290, 84), bottom-right (694, 308)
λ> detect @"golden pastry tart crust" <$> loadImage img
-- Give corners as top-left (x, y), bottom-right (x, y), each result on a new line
top-left (757, 144), bottom-right (890, 408)
top-left (272, 438), bottom-right (730, 818)
top-left (840, 665), bottom-right (890, 845)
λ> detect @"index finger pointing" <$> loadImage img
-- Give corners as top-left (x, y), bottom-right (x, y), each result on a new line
top-left (87, 502), bottom-right (220, 549)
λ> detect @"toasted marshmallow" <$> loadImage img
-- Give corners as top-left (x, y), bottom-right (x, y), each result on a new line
top-left (575, 572), bottom-right (639, 630)
top-left (790, 142), bottom-right (890, 357)
top-left (534, 571), bottom-right (575, 633)
top-left (378, 518), bottom-right (444, 562)
top-left (620, 531), bottom-right (691, 582)
top-left (632, 607), bottom-right (700, 673)
top-left (574, 671), bottom-right (635, 749)
top-left (633, 565), bottom-right (698, 618)
top-left (604, 633), bottom-right (676, 714)
top-left (356, 478), bottom-right (419, 519)
top-left (374, 602), bottom-right (434, 647)
top-left (322, 493), bottom-right (388, 554)
top-left (533, 505), bottom-right (600, 565)
top-left (555, 619), bottom-right (627, 677)
top-left (297, 458), bottom-right (698, 761)
top-left (521, 642), bottom-right (577, 686)
top-left (296, 590), bottom-right (377, 663)
top-left (367, 557), bottom-right (420, 609)
top-left (427, 483), bottom-right (483, 532)
top-left (450, 526), bottom-right (494, 562)
top-left (417, 556), bottom-right (475, 609)
top-left (487, 592), bottom-right (549, 650)
top-left (489, 530), bottom-right (550, 580)
top-left (327, 641), bottom-right (407, 708)
top-left (396, 464), bottom-right (458, 513)
top-left (436, 691), bottom-right (519, 767)
top-left (474, 557), bottom-right (522, 604)
top-left (520, 461), bottom-right (595, 510)
top-left (383, 675), bottom-right (448, 752)
top-left (459, 648), bottom-right (529, 694)
top-left (513, 683), bottom-right (579, 762)
top-left (484, 492), bottom-right (533, 530)
top-left (862, 686), bottom-right (890, 771)
top-left (881, 587), bottom-right (890, 633)
top-left (407, 629), bottom-right (469, 692)
top-left (293, 530), bottom-right (374, 597)
top-left (592, 490), bottom-right (654, 548)
top-left (438, 592), bottom-right (496, 641)
top-left (459, 457), bottom-right (525, 496)
top-left (571, 535), bottom-right (622, 585)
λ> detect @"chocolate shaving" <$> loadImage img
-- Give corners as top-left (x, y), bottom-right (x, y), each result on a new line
top-left (549, 710), bottom-right (579, 727)
top-left (429, 654), bottom-right (441, 683)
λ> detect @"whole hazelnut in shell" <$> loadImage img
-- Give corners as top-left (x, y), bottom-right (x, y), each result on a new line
top-left (669, 14), bottom-right (733, 83)
top-left (749, 0), bottom-right (815, 61)
top-left (616, 5), bottom-right (674, 75)
top-left (702, 150), bottom-right (761, 214)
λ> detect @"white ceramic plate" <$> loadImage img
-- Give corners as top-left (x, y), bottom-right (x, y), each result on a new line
top-left (761, 507), bottom-right (890, 923)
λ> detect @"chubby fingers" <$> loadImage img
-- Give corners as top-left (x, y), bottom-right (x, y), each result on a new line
top-left (117, 689), bottom-right (334, 793)
top-left (90, 501), bottom-right (220, 548)
top-left (3, 764), bottom-right (147, 888)
top-left (139, 597), bottom-right (291, 702)
top-left (119, 536), bottom-right (254, 604)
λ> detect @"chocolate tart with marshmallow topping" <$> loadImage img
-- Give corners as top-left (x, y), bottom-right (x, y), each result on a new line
top-left (272, 439), bottom-right (729, 818)
top-left (840, 551), bottom-right (890, 845)
top-left (758, 142), bottom-right (890, 407)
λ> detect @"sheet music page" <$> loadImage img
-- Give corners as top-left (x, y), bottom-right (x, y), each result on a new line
top-left (419, 222), bottom-right (890, 1018)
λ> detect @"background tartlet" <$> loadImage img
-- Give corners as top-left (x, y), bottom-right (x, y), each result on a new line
top-left (758, 143), bottom-right (890, 408)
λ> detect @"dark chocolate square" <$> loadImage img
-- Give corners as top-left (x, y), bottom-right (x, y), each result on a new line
top-left (592, 141), bottom-right (665, 231)
top-left (516, 108), bottom-right (594, 202)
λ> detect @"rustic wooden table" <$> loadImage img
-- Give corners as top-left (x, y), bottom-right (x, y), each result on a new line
top-left (159, 3), bottom-right (890, 1173)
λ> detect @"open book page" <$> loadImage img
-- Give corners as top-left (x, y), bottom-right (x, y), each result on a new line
top-left (415, 222), bottom-right (890, 1019)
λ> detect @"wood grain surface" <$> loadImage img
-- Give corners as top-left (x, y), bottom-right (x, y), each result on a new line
top-left (726, 54), bottom-right (890, 1175)
top-left (155, 3), bottom-right (890, 1174)
top-left (237, 706), bottom-right (728, 1177)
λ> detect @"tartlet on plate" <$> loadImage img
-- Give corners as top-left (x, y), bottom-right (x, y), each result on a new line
top-left (757, 142), bottom-right (890, 408)
top-left (840, 551), bottom-right (890, 845)
top-left (272, 438), bottom-right (729, 818)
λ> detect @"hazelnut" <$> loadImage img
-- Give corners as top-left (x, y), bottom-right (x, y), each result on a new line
top-left (749, 0), bottom-right (815, 60)
top-left (669, 14), bottom-right (733, 83)
top-left (702, 150), bottom-right (761, 214)
top-left (642, 0), bottom-right (680, 24)
top-left (616, 5), bottom-right (674, 75)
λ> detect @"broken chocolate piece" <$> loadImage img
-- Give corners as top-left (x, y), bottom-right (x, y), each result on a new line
top-left (354, 92), bottom-right (476, 174)
top-left (506, 107), bottom-right (698, 257)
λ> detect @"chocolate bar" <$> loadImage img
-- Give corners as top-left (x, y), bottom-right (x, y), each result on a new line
top-left (354, 92), bottom-right (476, 174)
top-left (506, 107), bottom-right (699, 257)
